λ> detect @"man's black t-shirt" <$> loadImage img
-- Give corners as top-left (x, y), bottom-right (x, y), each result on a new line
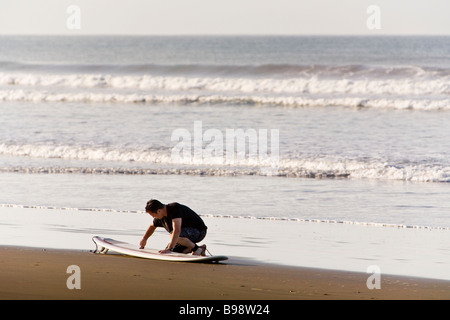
top-left (153, 202), bottom-right (207, 233)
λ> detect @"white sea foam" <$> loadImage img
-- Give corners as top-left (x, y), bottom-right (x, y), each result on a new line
top-left (0, 89), bottom-right (448, 110)
top-left (0, 69), bottom-right (449, 110)
top-left (1, 142), bottom-right (450, 182)
top-left (1, 72), bottom-right (449, 96)
top-left (278, 158), bottom-right (450, 183)
top-left (0, 143), bottom-right (172, 163)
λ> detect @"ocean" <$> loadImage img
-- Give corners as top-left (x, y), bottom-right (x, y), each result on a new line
top-left (0, 36), bottom-right (449, 280)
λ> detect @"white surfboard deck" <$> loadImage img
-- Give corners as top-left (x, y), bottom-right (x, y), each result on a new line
top-left (92, 236), bottom-right (228, 263)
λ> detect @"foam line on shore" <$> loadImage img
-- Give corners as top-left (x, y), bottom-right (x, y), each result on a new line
top-left (1, 203), bottom-right (448, 231)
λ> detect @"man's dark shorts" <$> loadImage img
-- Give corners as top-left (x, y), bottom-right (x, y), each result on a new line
top-left (170, 227), bottom-right (207, 253)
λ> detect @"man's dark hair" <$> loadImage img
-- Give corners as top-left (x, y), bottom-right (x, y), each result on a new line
top-left (145, 199), bottom-right (164, 213)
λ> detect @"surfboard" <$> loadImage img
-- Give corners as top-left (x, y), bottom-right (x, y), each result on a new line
top-left (92, 236), bottom-right (228, 263)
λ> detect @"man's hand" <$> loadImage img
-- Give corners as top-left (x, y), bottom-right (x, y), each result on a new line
top-left (159, 249), bottom-right (173, 254)
top-left (139, 238), bottom-right (147, 249)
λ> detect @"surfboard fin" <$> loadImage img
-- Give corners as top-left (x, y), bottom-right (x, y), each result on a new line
top-left (99, 247), bottom-right (109, 254)
top-left (91, 236), bottom-right (109, 254)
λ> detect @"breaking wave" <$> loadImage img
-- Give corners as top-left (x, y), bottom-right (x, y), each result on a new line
top-left (1, 142), bottom-right (450, 183)
top-left (0, 89), bottom-right (448, 110)
top-left (0, 62), bottom-right (449, 110)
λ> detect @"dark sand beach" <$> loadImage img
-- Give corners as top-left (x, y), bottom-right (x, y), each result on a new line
top-left (1, 246), bottom-right (449, 300)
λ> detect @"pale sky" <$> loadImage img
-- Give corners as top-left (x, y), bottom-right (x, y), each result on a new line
top-left (0, 0), bottom-right (449, 35)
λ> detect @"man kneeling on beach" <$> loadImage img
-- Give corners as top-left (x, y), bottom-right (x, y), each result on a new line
top-left (140, 199), bottom-right (207, 256)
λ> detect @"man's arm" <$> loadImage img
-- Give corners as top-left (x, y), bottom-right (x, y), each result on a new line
top-left (160, 218), bottom-right (182, 254)
top-left (140, 223), bottom-right (156, 249)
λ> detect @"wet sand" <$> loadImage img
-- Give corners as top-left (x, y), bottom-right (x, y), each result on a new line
top-left (0, 246), bottom-right (449, 300)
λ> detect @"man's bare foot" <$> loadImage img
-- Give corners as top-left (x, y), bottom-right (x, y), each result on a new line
top-left (193, 244), bottom-right (207, 256)
top-left (200, 244), bottom-right (207, 256)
